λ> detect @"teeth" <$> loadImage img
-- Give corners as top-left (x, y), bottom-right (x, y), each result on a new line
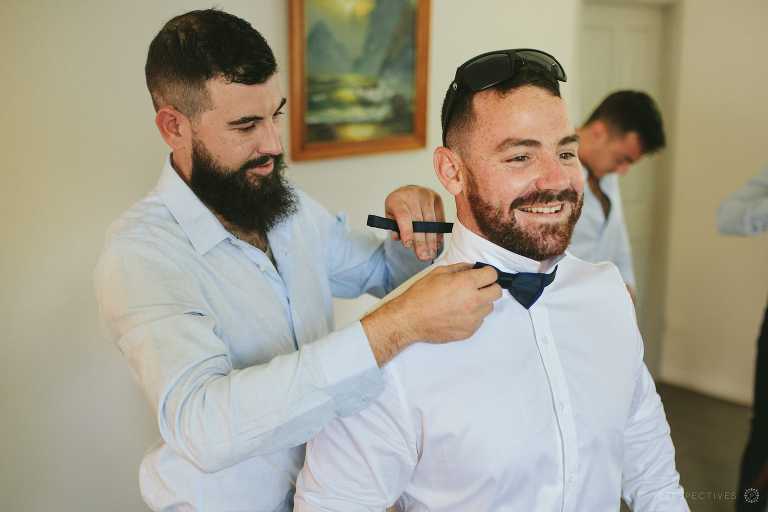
top-left (520, 205), bottom-right (563, 214)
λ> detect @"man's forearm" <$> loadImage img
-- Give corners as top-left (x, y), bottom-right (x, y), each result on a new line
top-left (361, 299), bottom-right (417, 367)
top-left (156, 323), bottom-right (383, 472)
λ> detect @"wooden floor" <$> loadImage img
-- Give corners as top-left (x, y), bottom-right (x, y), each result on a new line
top-left (656, 382), bottom-right (753, 512)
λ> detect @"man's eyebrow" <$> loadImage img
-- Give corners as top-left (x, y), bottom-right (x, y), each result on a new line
top-left (227, 98), bottom-right (287, 126)
top-left (558, 133), bottom-right (579, 146)
top-left (495, 138), bottom-right (542, 152)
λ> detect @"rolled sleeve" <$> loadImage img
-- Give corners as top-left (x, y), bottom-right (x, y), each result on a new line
top-left (310, 321), bottom-right (377, 386)
top-left (308, 321), bottom-right (384, 417)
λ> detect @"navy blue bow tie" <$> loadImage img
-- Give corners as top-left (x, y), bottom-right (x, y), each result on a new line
top-left (473, 262), bottom-right (557, 309)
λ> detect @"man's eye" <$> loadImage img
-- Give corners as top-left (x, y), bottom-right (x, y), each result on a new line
top-left (506, 155), bottom-right (529, 163)
top-left (560, 151), bottom-right (577, 160)
top-left (236, 125), bottom-right (256, 132)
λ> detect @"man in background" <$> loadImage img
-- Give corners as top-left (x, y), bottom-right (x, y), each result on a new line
top-left (570, 90), bottom-right (666, 300)
top-left (719, 167), bottom-right (768, 511)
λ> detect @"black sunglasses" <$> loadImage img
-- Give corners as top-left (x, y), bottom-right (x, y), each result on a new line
top-left (441, 48), bottom-right (568, 146)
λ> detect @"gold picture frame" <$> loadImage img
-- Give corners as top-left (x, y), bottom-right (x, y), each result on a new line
top-left (289, 0), bottom-right (430, 161)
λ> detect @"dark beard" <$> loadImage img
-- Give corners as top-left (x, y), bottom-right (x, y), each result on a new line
top-left (466, 172), bottom-right (583, 261)
top-left (188, 140), bottom-right (297, 234)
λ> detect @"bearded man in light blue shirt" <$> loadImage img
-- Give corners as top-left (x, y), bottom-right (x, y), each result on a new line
top-left (94, 9), bottom-right (501, 511)
top-left (570, 91), bottom-right (666, 300)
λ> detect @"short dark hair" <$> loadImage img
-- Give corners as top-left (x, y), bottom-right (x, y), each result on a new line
top-left (441, 65), bottom-right (561, 148)
top-left (585, 90), bottom-right (665, 154)
top-left (145, 9), bottom-right (277, 118)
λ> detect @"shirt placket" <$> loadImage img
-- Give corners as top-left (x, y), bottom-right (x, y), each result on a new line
top-left (230, 238), bottom-right (299, 348)
top-left (529, 305), bottom-right (580, 512)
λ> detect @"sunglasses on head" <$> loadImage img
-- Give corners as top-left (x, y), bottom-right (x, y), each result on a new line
top-left (441, 48), bottom-right (568, 146)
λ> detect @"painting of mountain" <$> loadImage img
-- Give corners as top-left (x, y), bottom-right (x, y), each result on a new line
top-left (290, 0), bottom-right (430, 159)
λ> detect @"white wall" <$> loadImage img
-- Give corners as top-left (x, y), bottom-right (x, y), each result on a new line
top-left (658, 0), bottom-right (768, 404)
top-left (297, 1), bottom-right (583, 324)
top-left (1, 1), bottom-right (580, 509)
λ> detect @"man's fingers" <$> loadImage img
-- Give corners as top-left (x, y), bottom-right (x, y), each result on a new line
top-left (412, 231), bottom-right (430, 261)
top-left (434, 194), bottom-right (445, 221)
top-left (420, 201), bottom-right (438, 258)
top-left (384, 188), bottom-right (447, 260)
top-left (470, 302), bottom-right (493, 319)
top-left (435, 262), bottom-right (473, 274)
top-left (468, 265), bottom-right (499, 288)
top-left (388, 204), bottom-right (414, 249)
top-left (434, 195), bottom-right (446, 251)
top-left (478, 283), bottom-right (503, 303)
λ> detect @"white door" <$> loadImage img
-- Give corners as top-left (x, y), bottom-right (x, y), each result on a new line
top-left (580, 1), bottom-right (667, 375)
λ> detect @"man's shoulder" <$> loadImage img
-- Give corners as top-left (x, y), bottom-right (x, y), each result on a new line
top-left (556, 253), bottom-right (635, 315)
top-left (99, 192), bottom-right (194, 267)
top-left (560, 252), bottom-right (626, 289)
top-left (288, 186), bottom-right (343, 230)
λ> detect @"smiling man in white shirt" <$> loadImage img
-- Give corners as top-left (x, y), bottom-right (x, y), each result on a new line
top-left (294, 50), bottom-right (687, 511)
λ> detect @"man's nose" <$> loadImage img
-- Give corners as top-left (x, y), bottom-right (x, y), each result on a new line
top-left (259, 120), bottom-right (283, 155)
top-left (536, 156), bottom-right (570, 190)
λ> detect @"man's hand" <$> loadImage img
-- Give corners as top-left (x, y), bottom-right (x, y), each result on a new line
top-left (384, 185), bottom-right (445, 261)
top-left (362, 263), bottom-right (502, 366)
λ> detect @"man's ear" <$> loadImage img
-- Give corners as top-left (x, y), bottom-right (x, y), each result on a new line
top-left (433, 146), bottom-right (465, 196)
top-left (590, 119), bottom-right (610, 143)
top-left (155, 106), bottom-right (192, 152)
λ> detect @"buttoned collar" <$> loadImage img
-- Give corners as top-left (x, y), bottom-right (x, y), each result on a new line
top-left (443, 220), bottom-right (563, 274)
top-left (155, 155), bottom-right (233, 255)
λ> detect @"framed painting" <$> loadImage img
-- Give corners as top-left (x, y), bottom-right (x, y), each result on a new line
top-left (289, 0), bottom-right (430, 161)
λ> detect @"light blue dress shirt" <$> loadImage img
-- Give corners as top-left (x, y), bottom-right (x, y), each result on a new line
top-left (569, 170), bottom-right (636, 287)
top-left (718, 165), bottom-right (768, 236)
top-left (296, 221), bottom-right (687, 512)
top-left (94, 158), bottom-right (429, 511)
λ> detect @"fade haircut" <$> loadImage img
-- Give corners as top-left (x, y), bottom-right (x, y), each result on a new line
top-left (145, 9), bottom-right (277, 118)
top-left (585, 90), bottom-right (666, 154)
top-left (441, 65), bottom-right (561, 149)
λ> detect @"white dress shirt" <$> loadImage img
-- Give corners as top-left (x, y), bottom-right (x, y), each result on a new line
top-left (94, 158), bottom-right (428, 511)
top-left (295, 221), bottom-right (687, 512)
top-left (569, 170), bottom-right (636, 287)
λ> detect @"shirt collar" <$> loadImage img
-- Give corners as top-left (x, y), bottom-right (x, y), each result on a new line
top-left (444, 220), bottom-right (563, 274)
top-left (155, 155), bottom-right (233, 255)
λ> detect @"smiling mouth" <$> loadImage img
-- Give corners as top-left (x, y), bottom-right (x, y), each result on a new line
top-left (517, 203), bottom-right (565, 214)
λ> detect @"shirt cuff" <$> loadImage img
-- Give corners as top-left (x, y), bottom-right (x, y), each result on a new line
top-left (309, 321), bottom-right (385, 416)
top-left (311, 321), bottom-right (377, 384)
